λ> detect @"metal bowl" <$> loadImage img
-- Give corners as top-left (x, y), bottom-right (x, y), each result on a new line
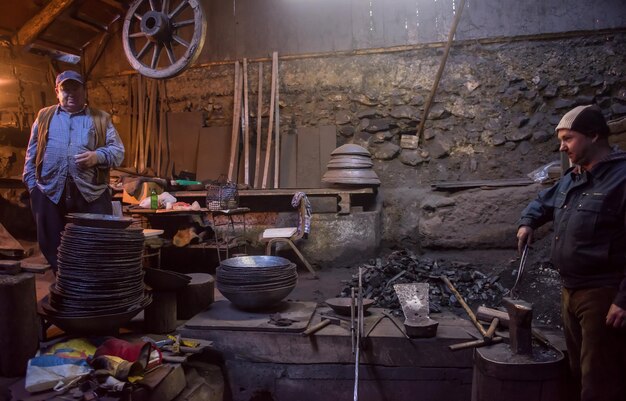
top-left (220, 255), bottom-right (292, 269)
top-left (326, 297), bottom-right (375, 316)
top-left (38, 295), bottom-right (150, 334)
top-left (219, 284), bottom-right (296, 311)
top-left (66, 213), bottom-right (134, 229)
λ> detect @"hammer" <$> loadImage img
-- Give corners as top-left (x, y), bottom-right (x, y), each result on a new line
top-left (301, 316), bottom-right (341, 336)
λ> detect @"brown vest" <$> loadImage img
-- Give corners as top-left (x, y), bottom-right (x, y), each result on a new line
top-left (34, 105), bottom-right (110, 185)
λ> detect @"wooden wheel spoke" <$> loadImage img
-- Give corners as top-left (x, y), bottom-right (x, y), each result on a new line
top-left (129, 31), bottom-right (145, 38)
top-left (133, 12), bottom-right (143, 21)
top-left (172, 19), bottom-right (194, 28)
top-left (148, 0), bottom-right (156, 10)
top-left (162, 0), bottom-right (170, 13)
top-left (151, 44), bottom-right (163, 69)
top-left (172, 34), bottom-right (189, 48)
top-left (164, 42), bottom-right (177, 64)
top-left (136, 41), bottom-right (154, 59)
top-left (168, 0), bottom-right (189, 19)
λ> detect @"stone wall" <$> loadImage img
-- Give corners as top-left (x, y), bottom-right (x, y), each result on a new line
top-left (88, 31), bottom-right (626, 249)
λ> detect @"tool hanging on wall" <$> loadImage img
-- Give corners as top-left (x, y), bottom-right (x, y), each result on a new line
top-left (262, 52), bottom-right (278, 189)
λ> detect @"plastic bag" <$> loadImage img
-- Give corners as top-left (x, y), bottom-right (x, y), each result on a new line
top-left (527, 160), bottom-right (561, 183)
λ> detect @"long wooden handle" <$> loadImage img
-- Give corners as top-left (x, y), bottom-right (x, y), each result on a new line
top-left (441, 276), bottom-right (487, 337)
top-left (301, 319), bottom-right (331, 336)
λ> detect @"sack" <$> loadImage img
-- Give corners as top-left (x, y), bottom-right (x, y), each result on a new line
top-left (205, 176), bottom-right (239, 210)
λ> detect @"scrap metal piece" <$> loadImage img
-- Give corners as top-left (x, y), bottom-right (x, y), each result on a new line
top-left (394, 283), bottom-right (438, 338)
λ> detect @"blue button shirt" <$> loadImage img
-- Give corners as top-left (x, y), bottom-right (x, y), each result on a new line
top-left (23, 105), bottom-right (125, 204)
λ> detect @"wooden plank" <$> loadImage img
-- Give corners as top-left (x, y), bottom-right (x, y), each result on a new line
top-left (254, 62), bottom-right (263, 188)
top-left (228, 62), bottom-right (242, 181)
top-left (262, 52), bottom-right (277, 189)
top-left (166, 111), bottom-right (203, 176)
top-left (242, 59), bottom-right (250, 185)
top-left (273, 53), bottom-right (280, 188)
top-left (318, 125), bottom-right (336, 181)
top-left (431, 178), bottom-right (535, 191)
top-left (196, 127), bottom-right (231, 182)
top-left (296, 127), bottom-right (320, 188)
top-left (279, 130), bottom-right (297, 188)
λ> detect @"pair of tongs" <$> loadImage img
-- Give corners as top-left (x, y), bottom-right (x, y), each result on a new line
top-left (510, 244), bottom-right (529, 299)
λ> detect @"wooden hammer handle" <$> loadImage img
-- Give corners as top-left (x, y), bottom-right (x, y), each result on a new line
top-left (301, 319), bottom-right (331, 336)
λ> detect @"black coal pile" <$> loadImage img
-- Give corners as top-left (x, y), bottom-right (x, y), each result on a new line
top-left (340, 249), bottom-right (510, 316)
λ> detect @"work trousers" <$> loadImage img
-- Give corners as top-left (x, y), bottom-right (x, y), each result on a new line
top-left (29, 179), bottom-right (112, 273)
top-left (562, 287), bottom-right (626, 401)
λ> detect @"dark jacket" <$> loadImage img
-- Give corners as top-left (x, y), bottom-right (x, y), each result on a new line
top-left (519, 151), bottom-right (626, 308)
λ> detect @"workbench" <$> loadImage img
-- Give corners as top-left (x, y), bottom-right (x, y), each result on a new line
top-left (146, 187), bottom-right (377, 215)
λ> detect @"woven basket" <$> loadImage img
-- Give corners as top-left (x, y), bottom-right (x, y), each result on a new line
top-left (205, 177), bottom-right (238, 211)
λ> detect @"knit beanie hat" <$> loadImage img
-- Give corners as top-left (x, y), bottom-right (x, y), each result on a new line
top-left (555, 105), bottom-right (610, 137)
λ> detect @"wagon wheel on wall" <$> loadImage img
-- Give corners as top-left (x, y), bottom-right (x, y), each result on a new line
top-left (122, 0), bottom-right (207, 79)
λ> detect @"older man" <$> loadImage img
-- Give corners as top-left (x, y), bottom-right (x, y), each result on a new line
top-left (517, 105), bottom-right (626, 401)
top-left (23, 70), bottom-right (125, 273)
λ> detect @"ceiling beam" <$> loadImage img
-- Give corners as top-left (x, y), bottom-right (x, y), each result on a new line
top-left (12, 0), bottom-right (76, 47)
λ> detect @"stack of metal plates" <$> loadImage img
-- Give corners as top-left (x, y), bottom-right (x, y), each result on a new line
top-left (216, 255), bottom-right (298, 311)
top-left (322, 144), bottom-right (380, 185)
top-left (39, 217), bottom-right (150, 333)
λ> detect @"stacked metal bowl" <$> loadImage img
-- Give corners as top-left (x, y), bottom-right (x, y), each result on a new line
top-left (216, 255), bottom-right (298, 311)
top-left (322, 144), bottom-right (380, 185)
top-left (39, 214), bottom-right (150, 333)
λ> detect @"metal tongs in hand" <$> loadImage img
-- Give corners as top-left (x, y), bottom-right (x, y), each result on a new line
top-left (510, 244), bottom-right (529, 299)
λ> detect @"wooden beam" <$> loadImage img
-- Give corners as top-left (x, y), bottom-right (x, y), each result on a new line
top-left (12, 0), bottom-right (76, 47)
top-left (31, 39), bottom-right (81, 56)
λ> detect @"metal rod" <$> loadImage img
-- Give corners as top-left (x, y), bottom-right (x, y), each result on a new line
top-left (350, 287), bottom-right (355, 355)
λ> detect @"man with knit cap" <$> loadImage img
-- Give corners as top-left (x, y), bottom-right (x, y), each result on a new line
top-left (517, 105), bottom-right (626, 401)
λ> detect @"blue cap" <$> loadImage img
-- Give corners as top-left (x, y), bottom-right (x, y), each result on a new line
top-left (55, 70), bottom-right (84, 86)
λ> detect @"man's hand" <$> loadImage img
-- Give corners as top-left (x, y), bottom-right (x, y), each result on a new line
top-left (516, 226), bottom-right (534, 255)
top-left (606, 304), bottom-right (626, 328)
top-left (74, 151), bottom-right (99, 169)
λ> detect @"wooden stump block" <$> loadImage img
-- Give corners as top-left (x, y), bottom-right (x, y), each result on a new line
top-left (0, 273), bottom-right (39, 376)
top-left (177, 274), bottom-right (215, 320)
top-left (145, 291), bottom-right (178, 334)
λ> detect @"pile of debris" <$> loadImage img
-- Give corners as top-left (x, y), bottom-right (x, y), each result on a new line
top-left (340, 249), bottom-right (511, 316)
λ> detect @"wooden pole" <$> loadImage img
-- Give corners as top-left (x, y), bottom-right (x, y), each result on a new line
top-left (262, 52), bottom-right (277, 189)
top-left (415, 0), bottom-right (467, 144)
top-left (254, 63), bottom-right (263, 188)
top-left (273, 52), bottom-right (280, 188)
top-left (243, 58), bottom-right (250, 186)
top-left (441, 276), bottom-right (487, 337)
top-left (228, 61), bottom-right (242, 182)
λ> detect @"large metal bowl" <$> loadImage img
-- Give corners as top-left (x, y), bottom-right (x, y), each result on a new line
top-left (218, 283), bottom-right (296, 311)
top-left (220, 255), bottom-right (292, 269)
